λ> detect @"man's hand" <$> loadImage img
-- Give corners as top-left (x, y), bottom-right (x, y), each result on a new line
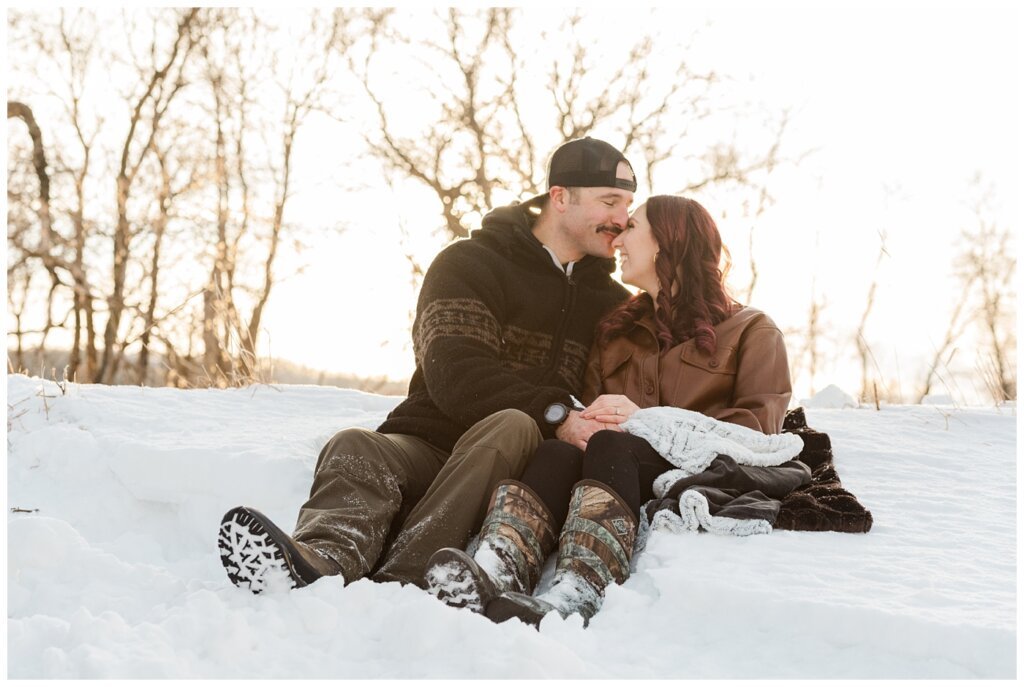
top-left (581, 394), bottom-right (640, 425)
top-left (556, 410), bottom-right (615, 450)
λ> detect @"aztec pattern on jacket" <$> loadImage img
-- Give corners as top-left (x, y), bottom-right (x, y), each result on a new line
top-left (377, 202), bottom-right (630, 452)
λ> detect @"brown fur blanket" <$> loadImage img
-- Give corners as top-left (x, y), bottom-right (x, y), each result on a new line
top-left (774, 407), bottom-right (873, 533)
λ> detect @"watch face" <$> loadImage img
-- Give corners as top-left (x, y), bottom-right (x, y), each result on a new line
top-left (544, 403), bottom-right (568, 424)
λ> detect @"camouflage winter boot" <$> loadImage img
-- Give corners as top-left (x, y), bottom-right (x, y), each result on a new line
top-left (485, 479), bottom-right (638, 627)
top-left (424, 480), bottom-right (557, 613)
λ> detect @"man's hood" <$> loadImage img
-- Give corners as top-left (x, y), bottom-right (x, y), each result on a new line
top-left (474, 202), bottom-right (541, 250)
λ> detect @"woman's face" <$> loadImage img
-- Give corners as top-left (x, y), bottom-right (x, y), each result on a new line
top-left (612, 203), bottom-right (661, 296)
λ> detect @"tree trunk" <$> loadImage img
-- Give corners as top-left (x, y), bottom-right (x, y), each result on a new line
top-left (6, 102), bottom-right (53, 252)
top-left (243, 129), bottom-right (293, 375)
top-left (203, 70), bottom-right (230, 385)
top-left (97, 8), bottom-right (198, 384)
top-left (138, 156), bottom-right (172, 385)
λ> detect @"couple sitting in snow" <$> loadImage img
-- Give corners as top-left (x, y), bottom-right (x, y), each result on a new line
top-left (218, 137), bottom-right (796, 627)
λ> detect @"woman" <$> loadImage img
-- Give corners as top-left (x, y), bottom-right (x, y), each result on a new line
top-left (425, 195), bottom-right (792, 626)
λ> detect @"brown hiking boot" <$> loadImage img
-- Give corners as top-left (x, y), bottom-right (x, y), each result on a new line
top-left (218, 506), bottom-right (343, 593)
top-left (425, 480), bottom-right (556, 613)
top-left (486, 479), bottom-right (638, 627)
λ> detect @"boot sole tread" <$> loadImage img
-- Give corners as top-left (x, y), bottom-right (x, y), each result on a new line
top-left (218, 506), bottom-right (303, 594)
top-left (424, 548), bottom-right (496, 613)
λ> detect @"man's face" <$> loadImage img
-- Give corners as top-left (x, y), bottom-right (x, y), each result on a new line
top-left (558, 161), bottom-right (635, 259)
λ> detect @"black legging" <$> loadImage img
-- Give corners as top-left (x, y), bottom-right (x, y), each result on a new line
top-left (518, 430), bottom-right (672, 528)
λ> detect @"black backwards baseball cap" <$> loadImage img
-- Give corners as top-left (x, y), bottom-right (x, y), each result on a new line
top-left (522, 137), bottom-right (637, 209)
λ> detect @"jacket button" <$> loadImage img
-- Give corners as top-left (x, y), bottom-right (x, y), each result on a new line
top-left (709, 359), bottom-right (719, 369)
top-left (644, 383), bottom-right (655, 394)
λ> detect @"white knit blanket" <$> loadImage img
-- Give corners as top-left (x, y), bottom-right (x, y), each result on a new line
top-left (644, 492), bottom-right (774, 540)
top-left (620, 406), bottom-right (805, 499)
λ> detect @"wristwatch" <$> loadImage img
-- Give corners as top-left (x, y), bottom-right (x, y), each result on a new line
top-left (543, 402), bottom-right (571, 426)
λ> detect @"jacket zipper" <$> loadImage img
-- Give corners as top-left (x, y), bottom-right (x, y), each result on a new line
top-left (543, 271), bottom-right (577, 382)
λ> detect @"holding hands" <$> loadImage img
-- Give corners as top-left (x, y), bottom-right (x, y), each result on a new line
top-left (555, 411), bottom-right (610, 450)
top-left (554, 395), bottom-right (640, 450)
top-left (581, 394), bottom-right (640, 426)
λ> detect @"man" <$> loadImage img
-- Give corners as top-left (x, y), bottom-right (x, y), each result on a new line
top-left (218, 137), bottom-right (637, 592)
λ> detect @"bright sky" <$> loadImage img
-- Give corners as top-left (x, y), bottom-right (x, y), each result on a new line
top-left (257, 2), bottom-right (1019, 403)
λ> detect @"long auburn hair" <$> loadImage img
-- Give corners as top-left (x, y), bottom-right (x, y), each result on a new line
top-left (597, 195), bottom-right (735, 354)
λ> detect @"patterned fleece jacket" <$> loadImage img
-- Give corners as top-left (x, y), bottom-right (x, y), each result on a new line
top-left (377, 202), bottom-right (629, 452)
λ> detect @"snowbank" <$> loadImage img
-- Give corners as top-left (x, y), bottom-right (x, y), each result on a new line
top-left (801, 383), bottom-right (859, 409)
top-left (5, 375), bottom-right (1017, 678)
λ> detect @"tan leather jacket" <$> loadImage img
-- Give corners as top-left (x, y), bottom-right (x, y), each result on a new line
top-left (581, 306), bottom-right (792, 434)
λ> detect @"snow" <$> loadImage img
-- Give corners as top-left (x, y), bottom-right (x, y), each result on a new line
top-left (5, 373), bottom-right (1018, 678)
top-left (921, 393), bottom-right (956, 405)
top-left (801, 383), bottom-right (859, 409)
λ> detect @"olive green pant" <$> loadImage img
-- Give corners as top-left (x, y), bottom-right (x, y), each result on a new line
top-left (292, 408), bottom-right (542, 587)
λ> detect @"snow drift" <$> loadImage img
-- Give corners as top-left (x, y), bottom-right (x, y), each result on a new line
top-left (5, 374), bottom-right (1016, 678)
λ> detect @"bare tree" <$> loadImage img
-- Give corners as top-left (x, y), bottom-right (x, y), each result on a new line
top-left (97, 8), bottom-right (199, 383)
top-left (6, 8), bottom-right (803, 391)
top-left (346, 8), bottom-right (519, 241)
top-left (7, 9), bottom-right (285, 386)
top-left (956, 177), bottom-right (1016, 402)
top-left (799, 285), bottom-right (827, 398)
top-left (7, 9), bottom-right (110, 382)
top-left (732, 111), bottom-right (799, 303)
top-left (184, 9), bottom-right (354, 386)
top-left (788, 231), bottom-right (830, 399)
top-left (135, 143), bottom-right (190, 384)
top-left (342, 7), bottom-right (789, 260)
top-left (196, 9), bottom-right (238, 384)
top-left (56, 10), bottom-right (104, 382)
top-left (6, 267), bottom-right (35, 373)
top-left (917, 280), bottom-right (974, 404)
top-left (6, 101), bottom-right (86, 377)
top-left (9, 8), bottom-right (365, 388)
top-left (242, 11), bottom-right (353, 376)
top-left (7, 103), bottom-right (55, 275)
top-left (914, 178), bottom-right (1015, 404)
top-left (856, 227), bottom-right (889, 401)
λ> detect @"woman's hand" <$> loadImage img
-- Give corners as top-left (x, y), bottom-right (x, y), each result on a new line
top-left (580, 394), bottom-right (640, 426)
top-left (556, 411), bottom-right (617, 450)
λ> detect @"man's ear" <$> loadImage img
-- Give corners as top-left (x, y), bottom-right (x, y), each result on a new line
top-left (548, 186), bottom-right (570, 213)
